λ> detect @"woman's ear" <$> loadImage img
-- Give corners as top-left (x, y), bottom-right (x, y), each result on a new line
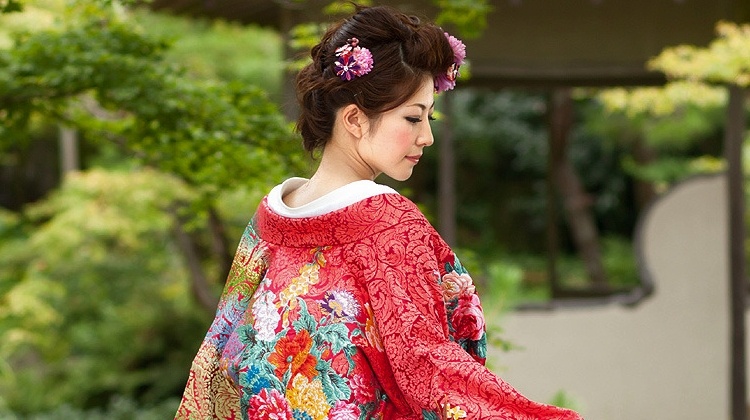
top-left (339, 104), bottom-right (368, 139)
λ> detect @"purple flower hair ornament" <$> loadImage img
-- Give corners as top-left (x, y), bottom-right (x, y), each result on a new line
top-left (334, 38), bottom-right (374, 81)
top-left (435, 32), bottom-right (467, 93)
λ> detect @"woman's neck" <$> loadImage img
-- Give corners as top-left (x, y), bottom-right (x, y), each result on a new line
top-left (283, 144), bottom-right (377, 208)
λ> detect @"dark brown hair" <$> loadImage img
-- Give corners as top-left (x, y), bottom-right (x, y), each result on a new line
top-left (295, 5), bottom-right (455, 152)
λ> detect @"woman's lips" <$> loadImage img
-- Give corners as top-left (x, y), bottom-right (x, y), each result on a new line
top-left (406, 155), bottom-right (422, 164)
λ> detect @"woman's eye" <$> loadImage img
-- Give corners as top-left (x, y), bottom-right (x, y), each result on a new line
top-left (428, 114), bottom-right (436, 121)
top-left (406, 117), bottom-right (422, 124)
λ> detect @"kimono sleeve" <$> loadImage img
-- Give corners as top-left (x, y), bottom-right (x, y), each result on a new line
top-left (363, 220), bottom-right (583, 420)
top-left (175, 217), bottom-right (269, 420)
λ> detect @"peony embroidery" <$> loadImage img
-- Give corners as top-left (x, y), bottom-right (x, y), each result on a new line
top-left (252, 291), bottom-right (281, 341)
top-left (286, 375), bottom-right (331, 420)
top-left (349, 373), bottom-right (376, 404)
top-left (267, 329), bottom-right (318, 381)
top-left (329, 400), bottom-right (361, 420)
top-left (246, 388), bottom-right (294, 420)
top-left (450, 294), bottom-right (485, 341)
top-left (441, 272), bottom-right (476, 301)
top-left (321, 290), bottom-right (360, 320)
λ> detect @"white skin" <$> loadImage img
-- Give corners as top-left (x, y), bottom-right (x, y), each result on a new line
top-left (284, 75), bottom-right (435, 207)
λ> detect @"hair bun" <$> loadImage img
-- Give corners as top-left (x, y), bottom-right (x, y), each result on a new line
top-left (295, 5), bottom-right (458, 153)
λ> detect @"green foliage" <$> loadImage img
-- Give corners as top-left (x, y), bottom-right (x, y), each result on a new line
top-left (649, 21), bottom-right (750, 86)
top-left (481, 258), bottom-right (524, 313)
top-left (594, 82), bottom-right (727, 152)
top-left (0, 0), bottom-right (303, 200)
top-left (432, 0), bottom-right (492, 39)
top-left (287, 22), bottom-right (330, 72)
top-left (0, 169), bottom-right (209, 413)
top-left (322, 0), bottom-right (371, 16)
top-left (548, 390), bottom-right (581, 412)
top-left (589, 81), bottom-right (726, 188)
top-left (621, 155), bottom-right (724, 187)
top-left (0, 0), bottom-right (22, 13)
top-left (1, 396), bottom-right (180, 419)
top-left (419, 89), bottom-right (635, 254)
top-left (591, 20), bottom-right (750, 189)
top-left (0, 1), bottom-right (298, 414)
top-left (131, 10), bottom-right (284, 96)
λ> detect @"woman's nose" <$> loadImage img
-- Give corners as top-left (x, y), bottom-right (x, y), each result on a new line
top-left (418, 121), bottom-right (434, 147)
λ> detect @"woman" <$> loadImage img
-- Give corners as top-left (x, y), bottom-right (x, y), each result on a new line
top-left (175, 5), bottom-right (583, 420)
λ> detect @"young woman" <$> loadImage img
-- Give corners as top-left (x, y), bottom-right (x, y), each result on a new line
top-left (175, 5), bottom-right (583, 420)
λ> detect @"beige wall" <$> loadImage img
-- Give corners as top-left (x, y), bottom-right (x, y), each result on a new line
top-left (488, 175), bottom-right (739, 419)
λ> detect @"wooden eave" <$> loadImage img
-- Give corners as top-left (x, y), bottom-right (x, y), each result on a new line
top-left (147, 0), bottom-right (748, 87)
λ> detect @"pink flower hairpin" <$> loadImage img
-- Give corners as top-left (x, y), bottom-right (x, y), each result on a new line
top-left (435, 32), bottom-right (466, 93)
top-left (334, 38), bottom-right (374, 81)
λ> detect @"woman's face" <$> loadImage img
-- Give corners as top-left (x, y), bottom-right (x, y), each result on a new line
top-left (357, 77), bottom-right (435, 181)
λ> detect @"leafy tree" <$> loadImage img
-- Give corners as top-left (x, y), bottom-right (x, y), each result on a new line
top-left (0, 169), bottom-right (208, 413)
top-left (592, 21), bottom-right (750, 190)
top-left (649, 21), bottom-right (750, 87)
top-left (0, 1), bottom-right (301, 193)
top-left (131, 9), bottom-right (285, 99)
top-left (592, 81), bottom-right (726, 190)
top-left (0, 0), bottom-right (301, 414)
top-left (0, 0), bottom-right (305, 306)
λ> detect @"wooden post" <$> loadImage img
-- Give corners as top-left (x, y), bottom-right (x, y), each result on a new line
top-left (59, 126), bottom-right (79, 175)
top-left (546, 90), bottom-right (561, 295)
top-left (726, 84), bottom-right (747, 420)
top-left (548, 88), bottom-right (607, 293)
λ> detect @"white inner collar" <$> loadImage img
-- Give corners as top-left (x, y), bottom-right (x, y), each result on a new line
top-left (267, 177), bottom-right (398, 218)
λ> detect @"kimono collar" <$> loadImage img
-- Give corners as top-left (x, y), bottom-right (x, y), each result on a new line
top-left (267, 177), bottom-right (397, 218)
top-left (256, 190), bottom-right (426, 247)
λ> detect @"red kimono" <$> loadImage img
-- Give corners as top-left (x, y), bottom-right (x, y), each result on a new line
top-left (175, 180), bottom-right (583, 420)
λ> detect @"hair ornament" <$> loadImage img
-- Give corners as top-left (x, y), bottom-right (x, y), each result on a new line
top-left (435, 32), bottom-right (467, 93)
top-left (334, 37), bottom-right (374, 81)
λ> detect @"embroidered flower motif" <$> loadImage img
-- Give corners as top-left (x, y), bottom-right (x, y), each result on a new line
top-left (207, 296), bottom-right (245, 346)
top-left (450, 294), bottom-right (485, 341)
top-left (292, 410), bottom-right (313, 420)
top-left (279, 249), bottom-right (325, 307)
top-left (442, 402), bottom-right (467, 419)
top-left (321, 290), bottom-right (360, 319)
top-left (252, 291), bottom-right (281, 341)
top-left (246, 388), bottom-right (294, 420)
top-left (334, 37), bottom-right (374, 81)
top-left (434, 32), bottom-right (467, 93)
top-left (244, 364), bottom-right (272, 394)
top-left (286, 375), bottom-right (331, 420)
top-left (267, 329), bottom-right (318, 381)
top-left (441, 271), bottom-right (476, 301)
top-left (349, 373), bottom-right (376, 404)
top-left (329, 400), bottom-right (361, 420)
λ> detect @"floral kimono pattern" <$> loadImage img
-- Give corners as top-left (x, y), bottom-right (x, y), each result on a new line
top-left (175, 193), bottom-right (583, 420)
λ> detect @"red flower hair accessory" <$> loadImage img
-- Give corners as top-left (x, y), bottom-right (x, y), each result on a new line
top-left (334, 37), bottom-right (374, 81)
top-left (435, 32), bottom-right (466, 93)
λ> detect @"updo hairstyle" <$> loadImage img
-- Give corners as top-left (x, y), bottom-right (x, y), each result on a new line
top-left (295, 5), bottom-right (456, 153)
